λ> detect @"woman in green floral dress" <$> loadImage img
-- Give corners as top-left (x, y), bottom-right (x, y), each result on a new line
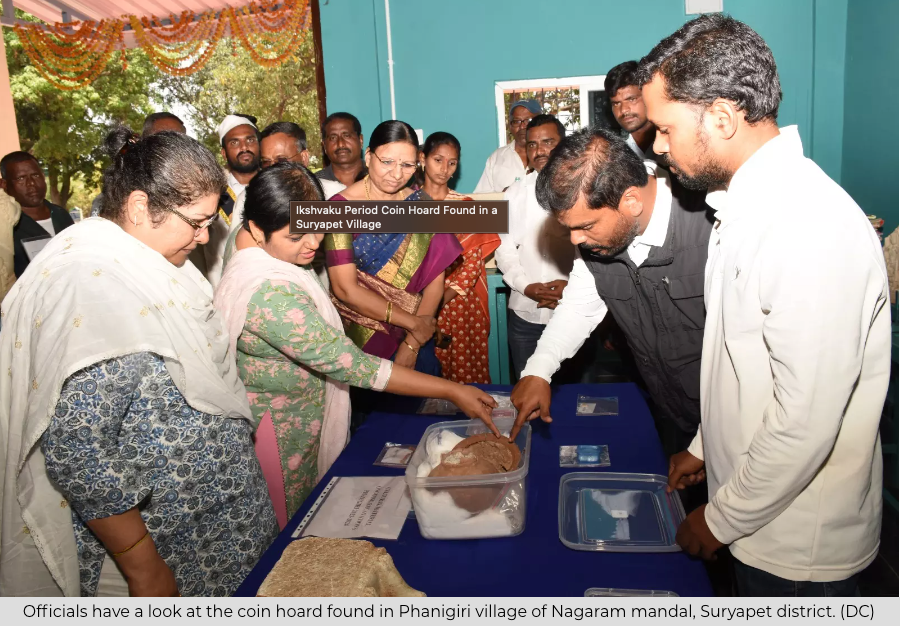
top-left (215, 163), bottom-right (499, 529)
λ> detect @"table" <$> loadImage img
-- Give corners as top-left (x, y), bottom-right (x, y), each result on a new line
top-left (235, 383), bottom-right (713, 597)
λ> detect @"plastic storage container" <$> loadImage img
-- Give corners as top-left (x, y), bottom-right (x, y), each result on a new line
top-left (559, 472), bottom-right (684, 552)
top-left (405, 416), bottom-right (531, 539)
top-left (585, 588), bottom-right (679, 597)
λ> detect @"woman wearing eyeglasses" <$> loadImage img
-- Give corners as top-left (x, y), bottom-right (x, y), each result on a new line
top-left (0, 127), bottom-right (277, 597)
top-left (325, 121), bottom-right (463, 374)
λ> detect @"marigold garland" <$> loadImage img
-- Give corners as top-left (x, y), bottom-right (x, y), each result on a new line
top-left (13, 0), bottom-right (312, 90)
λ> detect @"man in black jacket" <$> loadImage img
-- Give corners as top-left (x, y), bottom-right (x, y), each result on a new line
top-left (0, 152), bottom-right (74, 278)
top-left (509, 127), bottom-right (713, 458)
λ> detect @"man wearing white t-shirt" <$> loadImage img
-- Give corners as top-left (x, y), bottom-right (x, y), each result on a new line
top-left (639, 14), bottom-right (889, 595)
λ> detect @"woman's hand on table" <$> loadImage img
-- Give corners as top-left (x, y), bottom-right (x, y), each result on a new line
top-left (408, 315), bottom-right (436, 345)
top-left (451, 385), bottom-right (500, 437)
top-left (509, 376), bottom-right (553, 439)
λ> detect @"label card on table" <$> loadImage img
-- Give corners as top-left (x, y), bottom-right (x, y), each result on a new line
top-left (301, 476), bottom-right (410, 540)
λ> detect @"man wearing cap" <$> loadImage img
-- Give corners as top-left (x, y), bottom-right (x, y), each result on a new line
top-left (198, 114), bottom-right (260, 287)
top-left (217, 114), bottom-right (260, 221)
top-left (473, 99), bottom-right (541, 194)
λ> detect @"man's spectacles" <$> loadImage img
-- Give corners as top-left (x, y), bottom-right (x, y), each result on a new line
top-left (260, 151), bottom-right (303, 168)
top-left (162, 206), bottom-right (219, 235)
top-left (372, 152), bottom-right (416, 174)
top-left (509, 118), bottom-right (532, 128)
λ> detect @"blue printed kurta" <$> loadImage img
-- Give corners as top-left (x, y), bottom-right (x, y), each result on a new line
top-left (41, 352), bottom-right (278, 597)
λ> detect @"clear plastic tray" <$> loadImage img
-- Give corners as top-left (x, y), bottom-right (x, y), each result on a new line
top-left (585, 588), bottom-right (679, 597)
top-left (405, 417), bottom-right (531, 539)
top-left (559, 472), bottom-right (684, 552)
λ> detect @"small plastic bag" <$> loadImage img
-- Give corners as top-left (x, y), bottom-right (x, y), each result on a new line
top-left (417, 398), bottom-right (459, 415)
top-left (576, 395), bottom-right (618, 416)
top-left (560, 445), bottom-right (610, 467)
top-left (374, 443), bottom-right (417, 467)
top-left (489, 391), bottom-right (515, 410)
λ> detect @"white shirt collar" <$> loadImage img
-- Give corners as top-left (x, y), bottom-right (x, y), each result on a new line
top-left (704, 125), bottom-right (802, 223)
top-left (632, 162), bottom-right (672, 249)
top-left (226, 171), bottom-right (247, 196)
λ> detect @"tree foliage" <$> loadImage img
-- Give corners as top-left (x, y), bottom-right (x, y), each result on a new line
top-left (4, 14), bottom-right (158, 208)
top-left (157, 33), bottom-right (322, 166)
top-left (5, 11), bottom-right (322, 207)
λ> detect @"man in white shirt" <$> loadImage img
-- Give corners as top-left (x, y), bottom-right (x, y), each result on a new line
top-left (605, 61), bottom-right (659, 162)
top-left (509, 128), bottom-right (713, 461)
top-left (495, 115), bottom-right (574, 377)
top-left (639, 14), bottom-right (889, 595)
top-left (249, 121), bottom-right (344, 288)
top-left (197, 114), bottom-right (262, 287)
top-left (473, 99), bottom-right (541, 193)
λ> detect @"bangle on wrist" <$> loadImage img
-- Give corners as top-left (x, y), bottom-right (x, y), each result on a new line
top-left (112, 531), bottom-right (150, 558)
top-left (403, 341), bottom-right (419, 355)
top-left (385, 301), bottom-right (393, 325)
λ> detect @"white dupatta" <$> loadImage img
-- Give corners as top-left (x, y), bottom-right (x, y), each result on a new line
top-left (214, 246), bottom-right (391, 481)
top-left (0, 217), bottom-right (251, 596)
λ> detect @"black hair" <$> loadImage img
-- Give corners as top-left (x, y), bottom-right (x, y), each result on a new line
top-left (322, 112), bottom-right (362, 138)
top-left (535, 126), bottom-right (648, 214)
top-left (142, 112), bottom-right (185, 138)
top-left (101, 126), bottom-right (225, 224)
top-left (242, 161), bottom-right (325, 241)
top-left (422, 131), bottom-right (461, 159)
top-left (604, 61), bottom-right (639, 97)
top-left (415, 131), bottom-right (461, 187)
top-left (260, 121), bottom-right (308, 152)
top-left (0, 151), bottom-right (38, 179)
top-left (220, 113), bottom-right (261, 149)
top-left (526, 114), bottom-right (566, 141)
top-left (635, 14), bottom-right (782, 124)
top-left (368, 120), bottom-right (418, 153)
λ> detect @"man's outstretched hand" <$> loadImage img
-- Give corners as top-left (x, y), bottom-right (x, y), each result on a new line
top-left (509, 375), bottom-right (553, 439)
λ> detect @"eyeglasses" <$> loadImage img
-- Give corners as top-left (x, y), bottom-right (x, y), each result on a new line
top-left (372, 152), bottom-right (416, 174)
top-left (162, 206), bottom-right (219, 235)
top-left (260, 151), bottom-right (303, 168)
top-left (509, 118), bottom-right (532, 128)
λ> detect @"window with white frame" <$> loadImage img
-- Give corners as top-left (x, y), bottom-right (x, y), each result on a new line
top-left (493, 75), bottom-right (617, 147)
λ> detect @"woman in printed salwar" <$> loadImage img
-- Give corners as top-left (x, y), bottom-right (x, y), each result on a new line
top-left (0, 129), bottom-right (277, 597)
top-left (215, 162), bottom-right (498, 529)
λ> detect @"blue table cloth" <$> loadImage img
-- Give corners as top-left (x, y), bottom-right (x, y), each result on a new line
top-left (235, 383), bottom-right (713, 597)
